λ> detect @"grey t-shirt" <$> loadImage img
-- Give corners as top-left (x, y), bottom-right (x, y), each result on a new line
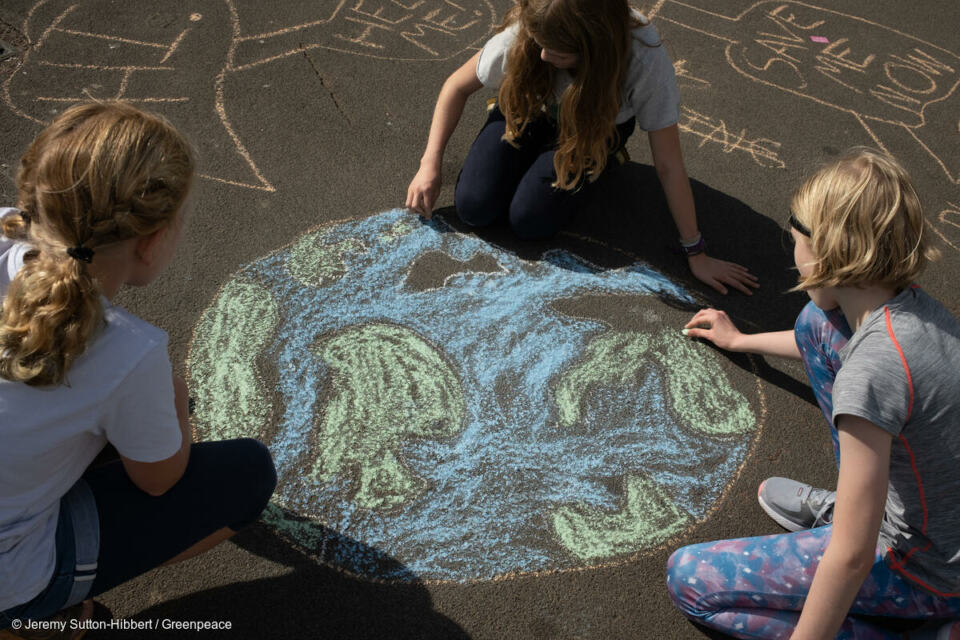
top-left (833, 286), bottom-right (960, 596)
top-left (475, 14), bottom-right (680, 131)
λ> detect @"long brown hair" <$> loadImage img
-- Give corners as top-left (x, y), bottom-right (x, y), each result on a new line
top-left (1, 102), bottom-right (193, 386)
top-left (498, 0), bottom-right (639, 190)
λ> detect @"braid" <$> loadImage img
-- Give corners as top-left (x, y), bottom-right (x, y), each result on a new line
top-left (1, 101), bottom-right (193, 386)
top-left (0, 246), bottom-right (103, 385)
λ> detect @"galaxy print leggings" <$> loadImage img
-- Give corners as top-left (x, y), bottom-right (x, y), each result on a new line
top-left (666, 302), bottom-right (960, 639)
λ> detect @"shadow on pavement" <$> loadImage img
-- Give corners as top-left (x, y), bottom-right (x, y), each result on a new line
top-left (91, 521), bottom-right (470, 640)
top-left (432, 162), bottom-right (816, 406)
top-left (690, 616), bottom-right (926, 639)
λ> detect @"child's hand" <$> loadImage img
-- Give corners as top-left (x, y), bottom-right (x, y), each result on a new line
top-left (684, 308), bottom-right (744, 351)
top-left (406, 166), bottom-right (441, 218)
top-left (688, 253), bottom-right (759, 295)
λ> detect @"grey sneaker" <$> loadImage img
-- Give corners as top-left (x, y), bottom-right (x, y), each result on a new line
top-left (758, 477), bottom-right (835, 532)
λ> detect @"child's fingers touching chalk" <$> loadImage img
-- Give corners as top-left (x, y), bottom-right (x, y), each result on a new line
top-left (682, 308), bottom-right (743, 350)
top-left (405, 167), bottom-right (441, 219)
top-left (683, 309), bottom-right (716, 339)
top-left (405, 187), bottom-right (431, 219)
top-left (681, 327), bottom-right (709, 340)
top-left (684, 308), bottom-right (717, 330)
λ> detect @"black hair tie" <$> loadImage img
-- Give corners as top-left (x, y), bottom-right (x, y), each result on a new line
top-left (66, 246), bottom-right (95, 263)
top-left (789, 214), bottom-right (812, 238)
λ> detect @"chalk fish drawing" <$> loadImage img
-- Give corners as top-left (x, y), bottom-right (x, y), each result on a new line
top-left (3, 0), bottom-right (496, 191)
top-left (657, 2), bottom-right (959, 178)
top-left (188, 209), bottom-right (763, 581)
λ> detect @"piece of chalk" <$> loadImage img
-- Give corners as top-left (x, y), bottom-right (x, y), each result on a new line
top-left (681, 328), bottom-right (690, 336)
top-left (810, 35), bottom-right (829, 43)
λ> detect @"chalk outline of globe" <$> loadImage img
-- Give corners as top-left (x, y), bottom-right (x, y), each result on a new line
top-left (186, 209), bottom-right (769, 584)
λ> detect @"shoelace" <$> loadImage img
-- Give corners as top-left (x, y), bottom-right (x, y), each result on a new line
top-left (811, 491), bottom-right (836, 527)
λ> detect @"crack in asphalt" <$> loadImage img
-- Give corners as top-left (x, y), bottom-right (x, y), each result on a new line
top-left (299, 43), bottom-right (352, 127)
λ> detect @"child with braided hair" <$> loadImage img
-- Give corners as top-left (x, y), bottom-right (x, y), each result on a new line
top-left (0, 102), bottom-right (276, 638)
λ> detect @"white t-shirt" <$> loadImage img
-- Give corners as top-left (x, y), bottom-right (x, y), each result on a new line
top-left (475, 13), bottom-right (680, 131)
top-left (0, 208), bottom-right (182, 611)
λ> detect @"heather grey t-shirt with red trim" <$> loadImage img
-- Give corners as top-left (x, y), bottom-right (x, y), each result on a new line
top-left (832, 286), bottom-right (960, 596)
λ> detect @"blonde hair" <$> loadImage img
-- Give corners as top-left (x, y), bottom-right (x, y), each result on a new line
top-left (791, 148), bottom-right (938, 292)
top-left (1, 101), bottom-right (193, 386)
top-left (498, 0), bottom-right (641, 190)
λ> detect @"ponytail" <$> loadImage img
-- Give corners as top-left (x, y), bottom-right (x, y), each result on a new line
top-left (0, 241), bottom-right (103, 385)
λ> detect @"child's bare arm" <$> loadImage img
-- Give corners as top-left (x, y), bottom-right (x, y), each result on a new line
top-left (647, 125), bottom-right (759, 295)
top-left (791, 415), bottom-right (892, 639)
top-left (684, 308), bottom-right (800, 359)
top-left (406, 50), bottom-right (484, 217)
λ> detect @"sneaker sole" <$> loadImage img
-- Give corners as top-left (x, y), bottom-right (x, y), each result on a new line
top-left (757, 482), bottom-right (805, 533)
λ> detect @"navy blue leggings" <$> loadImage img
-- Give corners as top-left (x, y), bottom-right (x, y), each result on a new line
top-left (454, 105), bottom-right (636, 239)
top-left (84, 438), bottom-right (276, 597)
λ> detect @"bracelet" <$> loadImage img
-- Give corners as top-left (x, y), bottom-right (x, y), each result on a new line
top-left (678, 233), bottom-right (706, 257)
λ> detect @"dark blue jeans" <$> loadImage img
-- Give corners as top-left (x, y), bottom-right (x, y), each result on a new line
top-left (1, 438), bottom-right (276, 627)
top-left (455, 105), bottom-right (636, 239)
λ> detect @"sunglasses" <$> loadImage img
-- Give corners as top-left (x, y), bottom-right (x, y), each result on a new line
top-left (789, 214), bottom-right (812, 237)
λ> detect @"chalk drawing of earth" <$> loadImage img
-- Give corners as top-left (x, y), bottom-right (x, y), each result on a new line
top-left (188, 209), bottom-right (762, 582)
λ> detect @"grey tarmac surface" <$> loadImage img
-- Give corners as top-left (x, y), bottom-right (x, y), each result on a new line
top-left (1, 1), bottom-right (958, 638)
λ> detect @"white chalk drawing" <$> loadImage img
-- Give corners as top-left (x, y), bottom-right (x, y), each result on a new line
top-left (929, 202), bottom-right (960, 253)
top-left (656, 1), bottom-right (960, 185)
top-left (2, 0), bottom-right (496, 191)
top-left (678, 106), bottom-right (785, 168)
top-left (673, 59), bottom-right (711, 87)
top-left (647, 0), bottom-right (668, 21)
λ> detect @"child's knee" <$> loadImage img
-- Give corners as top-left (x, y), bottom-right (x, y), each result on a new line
top-left (225, 439), bottom-right (276, 523)
top-left (666, 545), bottom-right (712, 618)
top-left (240, 438), bottom-right (276, 506)
top-left (454, 180), bottom-right (501, 228)
top-left (508, 198), bottom-right (558, 240)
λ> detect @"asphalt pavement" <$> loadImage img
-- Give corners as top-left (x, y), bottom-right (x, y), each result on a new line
top-left (1, 1), bottom-right (958, 638)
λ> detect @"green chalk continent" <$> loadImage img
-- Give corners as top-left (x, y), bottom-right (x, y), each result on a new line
top-left (656, 330), bottom-right (754, 436)
top-left (553, 474), bottom-right (692, 560)
top-left (555, 331), bottom-right (653, 428)
top-left (555, 330), bottom-right (754, 436)
top-left (380, 218), bottom-right (419, 243)
top-left (552, 329), bottom-right (753, 559)
top-left (310, 323), bottom-right (466, 510)
top-left (189, 279), bottom-right (278, 440)
top-left (289, 232), bottom-right (365, 288)
top-left (261, 503), bottom-right (324, 549)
